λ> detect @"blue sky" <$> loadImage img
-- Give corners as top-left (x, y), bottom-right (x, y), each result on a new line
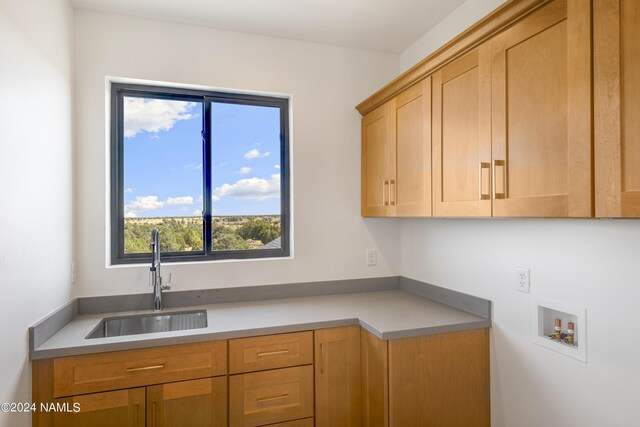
top-left (123, 97), bottom-right (281, 217)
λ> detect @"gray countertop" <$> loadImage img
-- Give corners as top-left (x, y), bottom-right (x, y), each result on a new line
top-left (31, 288), bottom-right (490, 360)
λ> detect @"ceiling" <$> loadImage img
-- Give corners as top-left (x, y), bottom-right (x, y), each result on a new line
top-left (69, 0), bottom-right (467, 54)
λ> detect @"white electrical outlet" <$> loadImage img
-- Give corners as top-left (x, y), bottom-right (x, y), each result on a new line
top-left (517, 267), bottom-right (530, 293)
top-left (367, 249), bottom-right (377, 266)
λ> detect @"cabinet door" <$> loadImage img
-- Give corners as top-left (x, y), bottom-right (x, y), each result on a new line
top-left (315, 326), bottom-right (361, 427)
top-left (360, 329), bottom-right (388, 427)
top-left (53, 388), bottom-right (145, 427)
top-left (394, 78), bottom-right (432, 217)
top-left (362, 102), bottom-right (395, 216)
top-left (147, 377), bottom-right (227, 427)
top-left (432, 46), bottom-right (492, 217)
top-left (491, 0), bottom-right (592, 217)
top-left (388, 328), bottom-right (489, 427)
top-left (594, 0), bottom-right (640, 216)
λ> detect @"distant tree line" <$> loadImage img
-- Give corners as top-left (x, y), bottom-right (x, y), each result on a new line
top-left (124, 216), bottom-right (280, 253)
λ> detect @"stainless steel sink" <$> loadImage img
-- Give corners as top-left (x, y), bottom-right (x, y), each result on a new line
top-left (86, 310), bottom-right (207, 339)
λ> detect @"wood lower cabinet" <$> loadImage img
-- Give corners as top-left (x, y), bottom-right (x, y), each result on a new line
top-left (491, 0), bottom-right (592, 217)
top-left (594, 0), bottom-right (640, 217)
top-left (52, 341), bottom-right (227, 398)
top-left (228, 331), bottom-right (315, 426)
top-left (53, 388), bottom-right (145, 427)
top-left (229, 366), bottom-right (314, 426)
top-left (35, 327), bottom-right (489, 427)
top-left (229, 331), bottom-right (313, 374)
top-left (361, 329), bottom-right (389, 427)
top-left (314, 326), bottom-right (361, 427)
top-left (33, 342), bottom-right (228, 427)
top-left (362, 79), bottom-right (431, 217)
top-left (147, 377), bottom-right (227, 427)
top-left (388, 329), bottom-right (490, 427)
top-left (361, 328), bottom-right (490, 427)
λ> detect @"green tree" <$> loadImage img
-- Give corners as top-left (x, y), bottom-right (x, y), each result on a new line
top-left (237, 219), bottom-right (280, 245)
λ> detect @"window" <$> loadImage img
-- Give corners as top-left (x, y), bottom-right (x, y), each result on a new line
top-left (110, 83), bottom-right (290, 264)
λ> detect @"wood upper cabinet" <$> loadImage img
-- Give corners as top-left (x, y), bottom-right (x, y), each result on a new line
top-left (53, 388), bottom-right (145, 427)
top-left (315, 326), bottom-right (361, 427)
top-left (146, 377), bottom-right (227, 427)
top-left (359, 0), bottom-right (601, 219)
top-left (362, 102), bottom-right (395, 216)
top-left (362, 79), bottom-right (431, 217)
top-left (491, 0), bottom-right (592, 217)
top-left (432, 46), bottom-right (492, 217)
top-left (394, 78), bottom-right (432, 216)
top-left (594, 0), bottom-right (640, 216)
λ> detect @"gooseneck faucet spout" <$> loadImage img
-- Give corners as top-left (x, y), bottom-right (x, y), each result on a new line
top-left (149, 228), bottom-right (171, 311)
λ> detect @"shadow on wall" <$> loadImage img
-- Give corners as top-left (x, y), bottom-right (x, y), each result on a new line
top-left (362, 217), bottom-right (402, 273)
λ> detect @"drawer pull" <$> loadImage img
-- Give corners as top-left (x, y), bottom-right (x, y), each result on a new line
top-left (256, 393), bottom-right (289, 404)
top-left (126, 364), bottom-right (165, 373)
top-left (256, 349), bottom-right (289, 357)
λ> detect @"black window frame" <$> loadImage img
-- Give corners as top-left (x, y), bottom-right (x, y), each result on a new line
top-left (110, 82), bottom-right (290, 265)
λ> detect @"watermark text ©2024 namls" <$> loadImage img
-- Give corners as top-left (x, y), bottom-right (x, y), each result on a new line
top-left (1, 402), bottom-right (80, 413)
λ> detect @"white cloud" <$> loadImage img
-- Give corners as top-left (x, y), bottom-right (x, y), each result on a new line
top-left (238, 167), bottom-right (251, 175)
top-left (212, 174), bottom-right (280, 201)
top-left (124, 195), bottom-right (164, 217)
top-left (124, 187), bottom-right (133, 193)
top-left (125, 195), bottom-right (194, 216)
top-left (124, 98), bottom-right (197, 138)
top-left (166, 196), bottom-right (193, 205)
top-left (193, 209), bottom-right (202, 216)
top-left (244, 149), bottom-right (270, 159)
top-left (274, 165), bottom-right (280, 169)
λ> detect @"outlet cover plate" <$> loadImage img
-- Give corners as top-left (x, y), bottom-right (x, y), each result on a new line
top-left (517, 267), bottom-right (530, 293)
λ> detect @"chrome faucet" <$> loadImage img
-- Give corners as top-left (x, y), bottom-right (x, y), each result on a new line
top-left (150, 228), bottom-right (170, 311)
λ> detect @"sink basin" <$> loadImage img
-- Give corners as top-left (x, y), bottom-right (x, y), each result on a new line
top-left (86, 310), bottom-right (207, 339)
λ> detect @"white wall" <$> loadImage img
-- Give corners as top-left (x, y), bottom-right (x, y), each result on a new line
top-left (0, 0), bottom-right (74, 426)
top-left (399, 1), bottom-right (640, 426)
top-left (399, 0), bottom-right (505, 72)
top-left (74, 11), bottom-right (401, 297)
top-left (402, 220), bottom-right (640, 427)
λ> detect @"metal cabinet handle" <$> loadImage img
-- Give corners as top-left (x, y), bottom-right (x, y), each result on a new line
top-left (389, 180), bottom-right (396, 206)
top-left (478, 162), bottom-right (491, 200)
top-left (126, 364), bottom-right (165, 373)
top-left (257, 394), bottom-right (289, 404)
top-left (383, 180), bottom-right (390, 206)
top-left (256, 349), bottom-right (289, 357)
top-left (493, 160), bottom-right (507, 199)
top-left (320, 343), bottom-right (325, 375)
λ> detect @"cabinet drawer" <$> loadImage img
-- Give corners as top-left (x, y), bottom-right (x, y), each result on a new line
top-left (229, 331), bottom-right (312, 374)
top-left (53, 341), bottom-right (227, 397)
top-left (229, 365), bottom-right (314, 426)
